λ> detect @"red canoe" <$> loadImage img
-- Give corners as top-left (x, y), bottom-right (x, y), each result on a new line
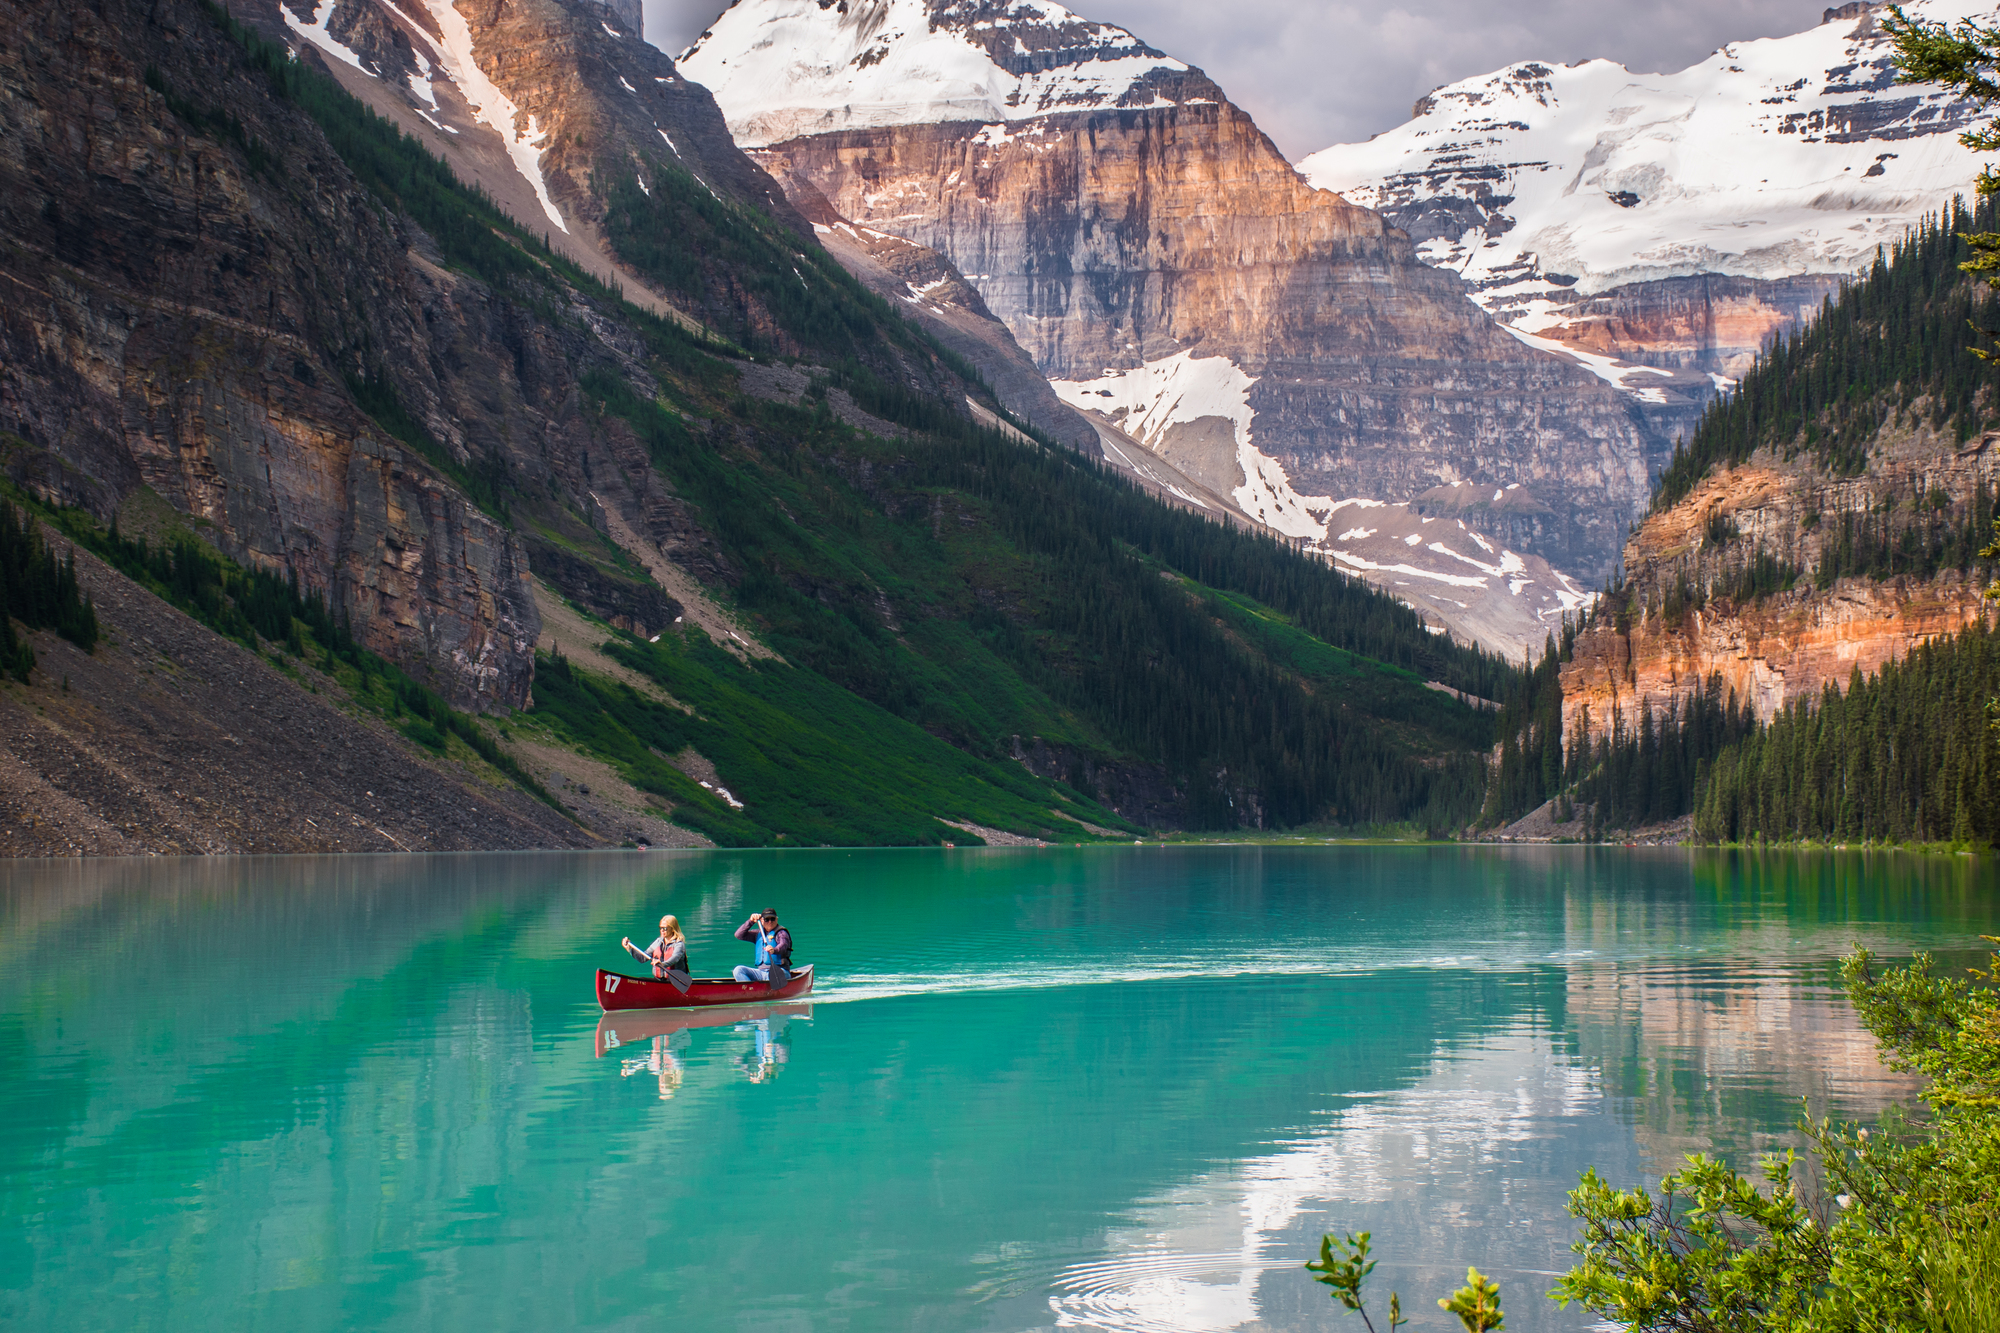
top-left (595, 964), bottom-right (815, 1012)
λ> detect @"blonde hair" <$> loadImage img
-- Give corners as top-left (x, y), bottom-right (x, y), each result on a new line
top-left (658, 914), bottom-right (684, 942)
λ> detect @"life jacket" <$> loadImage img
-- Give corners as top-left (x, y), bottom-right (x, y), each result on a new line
top-left (756, 924), bottom-right (790, 967)
top-left (653, 937), bottom-right (689, 979)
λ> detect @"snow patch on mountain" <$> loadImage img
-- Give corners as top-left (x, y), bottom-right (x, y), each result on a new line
top-left (406, 51), bottom-right (437, 105)
top-left (1052, 352), bottom-right (1251, 455)
top-left (679, 0), bottom-right (1196, 146)
top-left (1318, 503), bottom-right (1594, 654)
top-left (1502, 325), bottom-right (1674, 392)
top-left (1298, 0), bottom-right (1995, 306)
top-left (1054, 356), bottom-right (1593, 652)
top-left (414, 0), bottom-right (568, 231)
top-left (1052, 352), bottom-right (1332, 540)
top-left (281, 1), bottom-right (377, 76)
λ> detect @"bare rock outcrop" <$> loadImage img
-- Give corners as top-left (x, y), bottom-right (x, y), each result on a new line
top-left (1561, 425), bottom-right (2000, 738)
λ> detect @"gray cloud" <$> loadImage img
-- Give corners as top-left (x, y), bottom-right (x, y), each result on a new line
top-left (642, 0), bottom-right (1827, 158)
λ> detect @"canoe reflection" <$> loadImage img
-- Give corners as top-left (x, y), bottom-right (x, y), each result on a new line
top-left (595, 1003), bottom-right (814, 1096)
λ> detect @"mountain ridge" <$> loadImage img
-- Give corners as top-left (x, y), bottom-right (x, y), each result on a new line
top-left (1301, 0), bottom-right (1997, 448)
top-left (681, 0), bottom-right (1666, 655)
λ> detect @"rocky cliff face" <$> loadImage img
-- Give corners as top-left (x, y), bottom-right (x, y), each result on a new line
top-left (0, 0), bottom-right (814, 709)
top-left (1559, 423), bottom-right (2000, 739)
top-left (0, 0), bottom-right (553, 708)
top-left (679, 0), bottom-right (1662, 645)
top-left (757, 157), bottom-right (1102, 453)
top-left (1301, 0), bottom-right (1994, 445)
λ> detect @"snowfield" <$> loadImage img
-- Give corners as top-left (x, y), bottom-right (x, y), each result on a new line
top-left (678, 0), bottom-right (1198, 146)
top-left (1051, 353), bottom-right (1333, 541)
top-left (1299, 0), bottom-right (1996, 311)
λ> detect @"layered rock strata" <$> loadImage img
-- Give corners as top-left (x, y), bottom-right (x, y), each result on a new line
top-left (0, 0), bottom-right (781, 708)
top-left (1560, 425), bottom-right (2000, 738)
top-left (758, 160), bottom-right (1100, 452)
top-left (0, 0), bottom-right (547, 707)
top-left (681, 0), bottom-right (1660, 604)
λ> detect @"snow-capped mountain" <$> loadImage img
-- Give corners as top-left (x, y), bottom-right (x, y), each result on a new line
top-left (682, 0), bottom-right (1674, 655)
top-left (1299, 0), bottom-right (1993, 389)
top-left (680, 0), bottom-right (1219, 147)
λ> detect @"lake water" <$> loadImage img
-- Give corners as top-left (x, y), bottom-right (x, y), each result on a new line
top-left (3, 847), bottom-right (1993, 1332)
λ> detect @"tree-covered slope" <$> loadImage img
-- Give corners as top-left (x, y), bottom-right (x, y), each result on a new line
top-left (1481, 194), bottom-right (2000, 844)
top-left (1655, 195), bottom-right (2000, 509)
top-left (1694, 622), bottom-right (2000, 844)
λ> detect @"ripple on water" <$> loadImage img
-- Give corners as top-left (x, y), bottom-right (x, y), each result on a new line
top-left (1050, 1250), bottom-right (1291, 1332)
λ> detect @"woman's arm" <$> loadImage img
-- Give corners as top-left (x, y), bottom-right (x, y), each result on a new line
top-left (660, 939), bottom-right (687, 970)
top-left (623, 937), bottom-right (655, 963)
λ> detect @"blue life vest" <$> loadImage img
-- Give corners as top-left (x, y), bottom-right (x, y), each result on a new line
top-left (756, 925), bottom-right (788, 967)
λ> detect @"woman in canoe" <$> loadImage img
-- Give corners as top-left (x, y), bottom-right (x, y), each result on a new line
top-left (622, 915), bottom-right (692, 994)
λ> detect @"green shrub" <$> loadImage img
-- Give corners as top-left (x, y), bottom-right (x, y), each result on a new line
top-left (401, 718), bottom-right (447, 752)
top-left (1549, 945), bottom-right (2000, 1328)
top-left (1316, 943), bottom-right (2000, 1329)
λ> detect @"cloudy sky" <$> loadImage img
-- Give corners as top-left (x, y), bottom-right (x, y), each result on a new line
top-left (642, 0), bottom-right (1833, 158)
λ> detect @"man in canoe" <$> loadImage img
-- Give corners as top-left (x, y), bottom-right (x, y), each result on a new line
top-left (622, 915), bottom-right (692, 993)
top-left (732, 908), bottom-right (793, 989)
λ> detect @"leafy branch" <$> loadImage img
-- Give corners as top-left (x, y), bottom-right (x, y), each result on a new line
top-left (1439, 1268), bottom-right (1505, 1332)
top-left (1306, 1232), bottom-right (1506, 1331)
top-left (1306, 1232), bottom-right (1405, 1332)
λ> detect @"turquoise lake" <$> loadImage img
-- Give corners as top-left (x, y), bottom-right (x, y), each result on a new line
top-left (3, 847), bottom-right (1994, 1331)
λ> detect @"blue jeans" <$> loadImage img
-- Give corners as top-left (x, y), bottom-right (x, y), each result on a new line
top-left (733, 962), bottom-right (791, 987)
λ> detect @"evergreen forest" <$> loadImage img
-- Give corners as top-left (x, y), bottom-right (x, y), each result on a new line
top-left (1483, 613), bottom-right (2000, 847)
top-left (1481, 189), bottom-right (2000, 845)
top-left (1693, 623), bottom-right (2000, 843)
top-left (1655, 195), bottom-right (2000, 509)
top-left (0, 498), bottom-right (97, 683)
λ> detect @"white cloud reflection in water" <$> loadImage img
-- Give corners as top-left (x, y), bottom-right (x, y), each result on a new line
top-left (1029, 956), bottom-right (1922, 1333)
top-left (1038, 1033), bottom-right (1600, 1332)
